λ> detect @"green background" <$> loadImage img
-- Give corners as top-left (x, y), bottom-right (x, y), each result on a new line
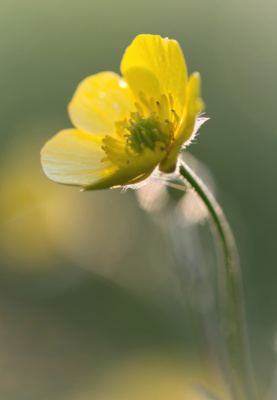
top-left (0, 0), bottom-right (276, 398)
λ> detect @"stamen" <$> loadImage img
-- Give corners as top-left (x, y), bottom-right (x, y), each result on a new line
top-left (134, 102), bottom-right (144, 115)
top-left (168, 93), bottom-right (174, 109)
top-left (149, 98), bottom-right (156, 111)
top-left (139, 91), bottom-right (151, 110)
top-left (106, 93), bottom-right (179, 165)
top-left (160, 94), bottom-right (169, 119)
top-left (100, 156), bottom-right (109, 163)
top-left (171, 109), bottom-right (180, 125)
top-left (122, 113), bottom-right (172, 154)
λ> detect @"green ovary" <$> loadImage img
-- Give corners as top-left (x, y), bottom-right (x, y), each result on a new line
top-left (123, 112), bottom-right (173, 154)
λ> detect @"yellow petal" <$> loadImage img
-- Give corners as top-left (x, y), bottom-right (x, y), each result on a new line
top-left (68, 72), bottom-right (135, 136)
top-left (177, 72), bottom-right (204, 143)
top-left (159, 73), bottom-right (204, 173)
top-left (41, 129), bottom-right (117, 188)
top-left (121, 35), bottom-right (188, 113)
top-left (41, 129), bottom-right (166, 190)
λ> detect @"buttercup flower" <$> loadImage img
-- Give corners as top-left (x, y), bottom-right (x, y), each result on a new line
top-left (41, 34), bottom-right (206, 190)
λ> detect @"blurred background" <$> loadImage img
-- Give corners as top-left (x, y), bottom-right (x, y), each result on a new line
top-left (0, 0), bottom-right (277, 398)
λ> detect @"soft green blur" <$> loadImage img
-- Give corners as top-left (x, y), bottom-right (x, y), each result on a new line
top-left (0, 0), bottom-right (277, 399)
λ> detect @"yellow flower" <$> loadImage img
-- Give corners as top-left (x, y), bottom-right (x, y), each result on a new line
top-left (41, 34), bottom-right (205, 190)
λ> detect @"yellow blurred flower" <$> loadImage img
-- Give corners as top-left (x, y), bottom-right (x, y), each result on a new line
top-left (41, 34), bottom-right (205, 190)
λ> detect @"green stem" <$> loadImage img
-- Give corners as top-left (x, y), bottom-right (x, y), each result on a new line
top-left (179, 160), bottom-right (256, 400)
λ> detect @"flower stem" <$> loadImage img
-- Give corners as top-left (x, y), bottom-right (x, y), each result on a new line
top-left (179, 160), bottom-right (256, 400)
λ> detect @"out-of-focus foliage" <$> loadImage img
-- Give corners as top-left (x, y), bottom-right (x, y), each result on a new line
top-left (0, 0), bottom-right (277, 399)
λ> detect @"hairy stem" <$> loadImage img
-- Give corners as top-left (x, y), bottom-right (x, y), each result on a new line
top-left (179, 160), bottom-right (256, 400)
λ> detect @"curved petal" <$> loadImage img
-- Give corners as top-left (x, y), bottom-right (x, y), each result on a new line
top-left (41, 129), bottom-right (117, 188)
top-left (121, 35), bottom-right (188, 113)
top-left (68, 72), bottom-right (135, 136)
top-left (178, 72), bottom-right (204, 143)
top-left (41, 129), bottom-right (166, 190)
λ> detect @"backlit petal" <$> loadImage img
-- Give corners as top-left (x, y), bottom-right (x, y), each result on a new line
top-left (121, 35), bottom-right (188, 113)
top-left (41, 129), bottom-right (166, 190)
top-left (178, 72), bottom-right (204, 143)
top-left (41, 129), bottom-right (117, 188)
top-left (68, 72), bottom-right (135, 136)
top-left (102, 143), bottom-right (166, 190)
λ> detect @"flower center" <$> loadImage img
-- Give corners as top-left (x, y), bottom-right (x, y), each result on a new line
top-left (102, 93), bottom-right (181, 166)
top-left (123, 112), bottom-right (172, 154)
